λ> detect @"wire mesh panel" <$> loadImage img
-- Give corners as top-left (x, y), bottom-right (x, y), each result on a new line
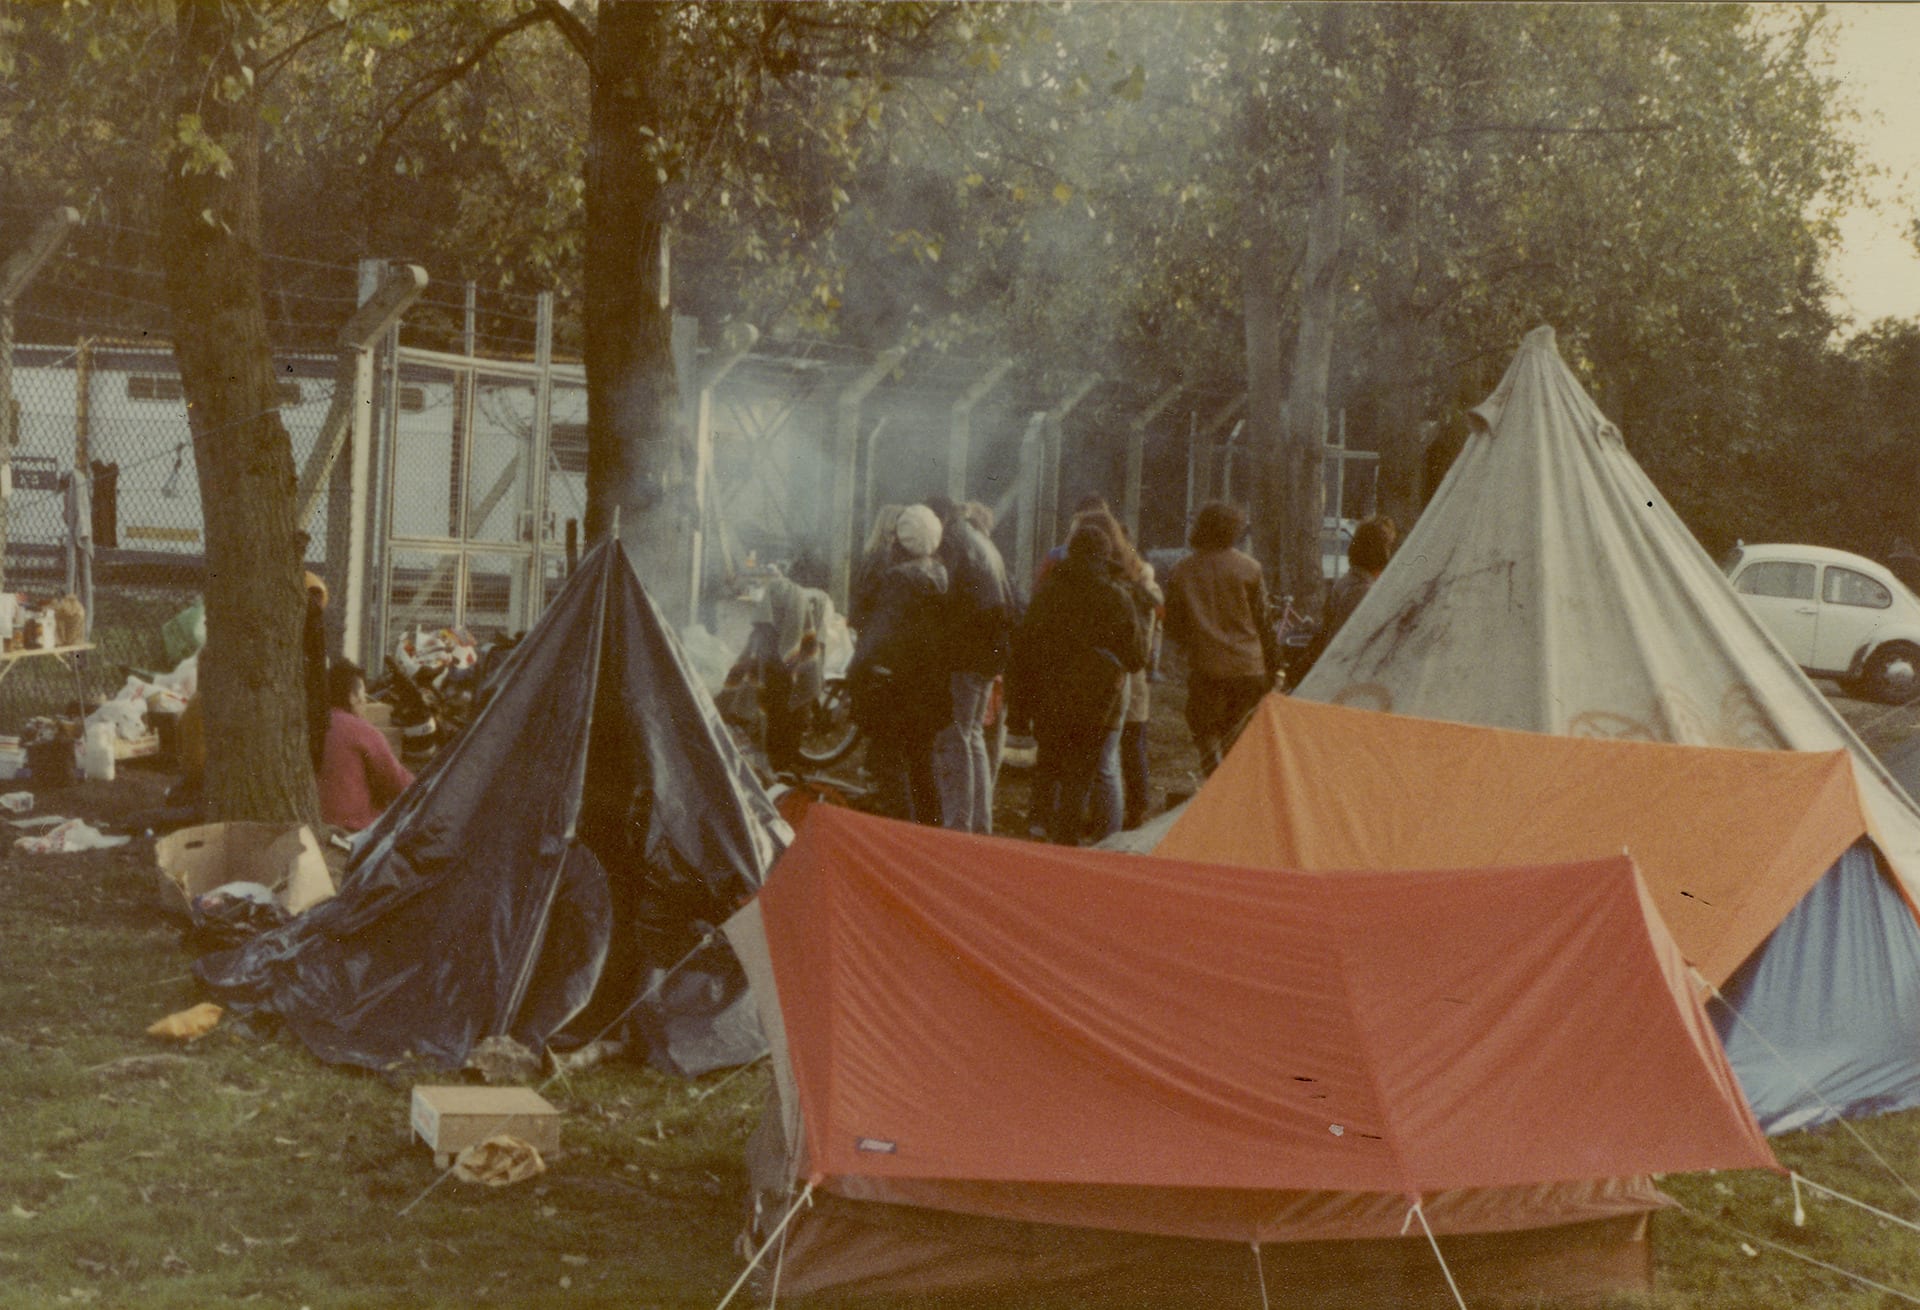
top-left (383, 547), bottom-right (461, 643)
top-left (467, 373), bottom-right (537, 545)
top-left (463, 553), bottom-right (530, 641)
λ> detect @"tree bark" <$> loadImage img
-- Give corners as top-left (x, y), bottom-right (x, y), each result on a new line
top-left (1275, 119), bottom-right (1346, 606)
top-left (583, 1), bottom-right (689, 617)
top-left (160, 0), bottom-right (319, 825)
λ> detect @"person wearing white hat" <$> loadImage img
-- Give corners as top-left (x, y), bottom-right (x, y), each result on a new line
top-left (848, 505), bottom-right (949, 822)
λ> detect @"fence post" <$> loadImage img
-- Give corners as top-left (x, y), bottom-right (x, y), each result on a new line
top-left (525, 290), bottom-right (554, 630)
top-left (691, 322), bottom-right (756, 628)
top-left (0, 207), bottom-right (80, 593)
top-left (1013, 412), bottom-right (1047, 599)
top-left (1038, 372), bottom-right (1100, 555)
top-left (947, 358), bottom-right (1012, 504)
top-left (1122, 382), bottom-right (1184, 545)
top-left (294, 262), bottom-right (426, 661)
top-left (829, 346), bottom-right (904, 611)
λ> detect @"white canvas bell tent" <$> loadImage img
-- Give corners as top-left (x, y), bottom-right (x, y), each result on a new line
top-left (1294, 325), bottom-right (1920, 900)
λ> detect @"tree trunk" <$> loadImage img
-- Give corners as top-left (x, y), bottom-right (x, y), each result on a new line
top-left (1242, 241), bottom-right (1288, 574)
top-left (584, 1), bottom-right (689, 617)
top-left (160, 0), bottom-right (319, 826)
top-left (1371, 315), bottom-right (1426, 528)
top-left (1276, 119), bottom-right (1346, 605)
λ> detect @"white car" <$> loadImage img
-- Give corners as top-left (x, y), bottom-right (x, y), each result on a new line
top-left (1723, 543), bottom-right (1920, 703)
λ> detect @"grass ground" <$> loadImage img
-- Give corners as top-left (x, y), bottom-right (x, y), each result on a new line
top-left (7, 685), bottom-right (1920, 1307)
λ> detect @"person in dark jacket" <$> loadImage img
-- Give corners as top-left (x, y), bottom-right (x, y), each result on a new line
top-left (925, 495), bottom-right (1015, 834)
top-left (849, 504), bottom-right (949, 823)
top-left (1296, 515), bottom-right (1397, 682)
top-left (1008, 524), bottom-right (1147, 845)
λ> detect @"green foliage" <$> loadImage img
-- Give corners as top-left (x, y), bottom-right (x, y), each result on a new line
top-left (0, 1), bottom-right (1910, 561)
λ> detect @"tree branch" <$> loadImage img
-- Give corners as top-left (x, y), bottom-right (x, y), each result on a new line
top-left (529, 0), bottom-right (593, 64)
top-left (367, 6), bottom-right (553, 169)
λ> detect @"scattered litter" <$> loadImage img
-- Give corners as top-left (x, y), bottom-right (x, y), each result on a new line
top-left (146, 1002), bottom-right (223, 1041)
top-left (559, 1254), bottom-right (589, 1267)
top-left (14, 819), bottom-right (128, 854)
top-left (0, 792), bottom-right (30, 814)
top-left (452, 1135), bottom-right (546, 1188)
top-left (549, 1039), bottom-right (626, 1076)
top-left (10, 814), bottom-right (63, 829)
top-left (184, 886), bottom-right (288, 955)
top-left (465, 1035), bottom-right (540, 1085)
top-left (89, 1054), bottom-right (190, 1079)
top-left (8, 1205), bottom-right (35, 1220)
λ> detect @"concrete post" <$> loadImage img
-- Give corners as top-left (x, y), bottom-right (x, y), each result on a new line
top-left (947, 358), bottom-right (1012, 503)
top-left (829, 346), bottom-right (903, 610)
top-left (1122, 382), bottom-right (1185, 544)
top-left (690, 321), bottom-right (756, 627)
top-left (1185, 393), bottom-right (1247, 525)
top-left (1012, 412), bottom-right (1047, 600)
top-left (1039, 372), bottom-right (1100, 554)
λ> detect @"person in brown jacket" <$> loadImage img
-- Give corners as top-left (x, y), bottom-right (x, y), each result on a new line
top-left (1163, 501), bottom-right (1278, 774)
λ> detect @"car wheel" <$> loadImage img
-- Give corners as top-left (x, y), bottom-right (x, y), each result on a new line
top-left (1864, 641), bottom-right (1920, 704)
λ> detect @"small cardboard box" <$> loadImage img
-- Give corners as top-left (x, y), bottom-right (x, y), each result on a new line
top-left (411, 1085), bottom-right (561, 1169)
top-left (153, 821), bottom-right (335, 916)
top-left (112, 732), bottom-right (162, 761)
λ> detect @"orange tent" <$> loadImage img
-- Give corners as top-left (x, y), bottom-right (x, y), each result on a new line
top-left (1159, 694), bottom-right (1892, 986)
top-left (728, 806), bottom-right (1776, 1299)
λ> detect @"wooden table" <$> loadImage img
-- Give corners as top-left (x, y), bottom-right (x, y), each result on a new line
top-left (0, 642), bottom-right (93, 707)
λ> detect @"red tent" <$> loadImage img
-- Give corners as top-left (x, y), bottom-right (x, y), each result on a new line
top-left (727, 807), bottom-right (1776, 1301)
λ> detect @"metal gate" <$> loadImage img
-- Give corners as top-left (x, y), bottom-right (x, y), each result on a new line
top-left (368, 337), bottom-right (588, 664)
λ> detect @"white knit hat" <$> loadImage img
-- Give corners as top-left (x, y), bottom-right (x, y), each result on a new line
top-left (894, 503), bottom-right (943, 558)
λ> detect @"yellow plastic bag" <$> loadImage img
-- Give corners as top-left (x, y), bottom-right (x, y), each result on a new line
top-left (146, 1002), bottom-right (222, 1040)
top-left (452, 1135), bottom-right (546, 1188)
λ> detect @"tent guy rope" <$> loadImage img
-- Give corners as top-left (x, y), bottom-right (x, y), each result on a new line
top-left (713, 1180), bottom-right (815, 1310)
top-left (1250, 1240), bottom-right (1270, 1310)
top-left (1406, 1201), bottom-right (1470, 1310)
top-left (1693, 966), bottom-right (1920, 1207)
top-left (1674, 1204), bottom-right (1920, 1305)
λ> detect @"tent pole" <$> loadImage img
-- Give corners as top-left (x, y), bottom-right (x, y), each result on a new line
top-left (1406, 1201), bottom-right (1469, 1309)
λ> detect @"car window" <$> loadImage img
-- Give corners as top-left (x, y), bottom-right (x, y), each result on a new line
top-left (1735, 560), bottom-right (1816, 601)
top-left (1825, 566), bottom-right (1892, 610)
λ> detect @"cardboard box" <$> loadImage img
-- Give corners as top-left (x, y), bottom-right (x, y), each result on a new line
top-left (411, 1085), bottom-right (561, 1169)
top-left (112, 732), bottom-right (162, 761)
top-left (153, 822), bottom-right (335, 916)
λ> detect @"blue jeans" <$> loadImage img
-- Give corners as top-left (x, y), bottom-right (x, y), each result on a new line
top-left (1091, 726), bottom-right (1124, 841)
top-left (934, 670), bottom-right (995, 833)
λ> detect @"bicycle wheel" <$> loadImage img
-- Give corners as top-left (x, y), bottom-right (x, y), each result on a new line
top-left (796, 677), bottom-right (861, 766)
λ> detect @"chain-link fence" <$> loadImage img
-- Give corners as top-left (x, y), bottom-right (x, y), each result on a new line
top-left (0, 209), bottom-right (365, 727)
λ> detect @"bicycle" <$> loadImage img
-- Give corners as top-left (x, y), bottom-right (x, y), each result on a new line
top-left (794, 675), bottom-right (861, 766)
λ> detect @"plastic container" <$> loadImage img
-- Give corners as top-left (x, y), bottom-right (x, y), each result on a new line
top-left (81, 723), bottom-right (116, 782)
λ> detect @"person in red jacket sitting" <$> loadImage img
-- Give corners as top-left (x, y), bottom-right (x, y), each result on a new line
top-left (317, 660), bottom-right (414, 833)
